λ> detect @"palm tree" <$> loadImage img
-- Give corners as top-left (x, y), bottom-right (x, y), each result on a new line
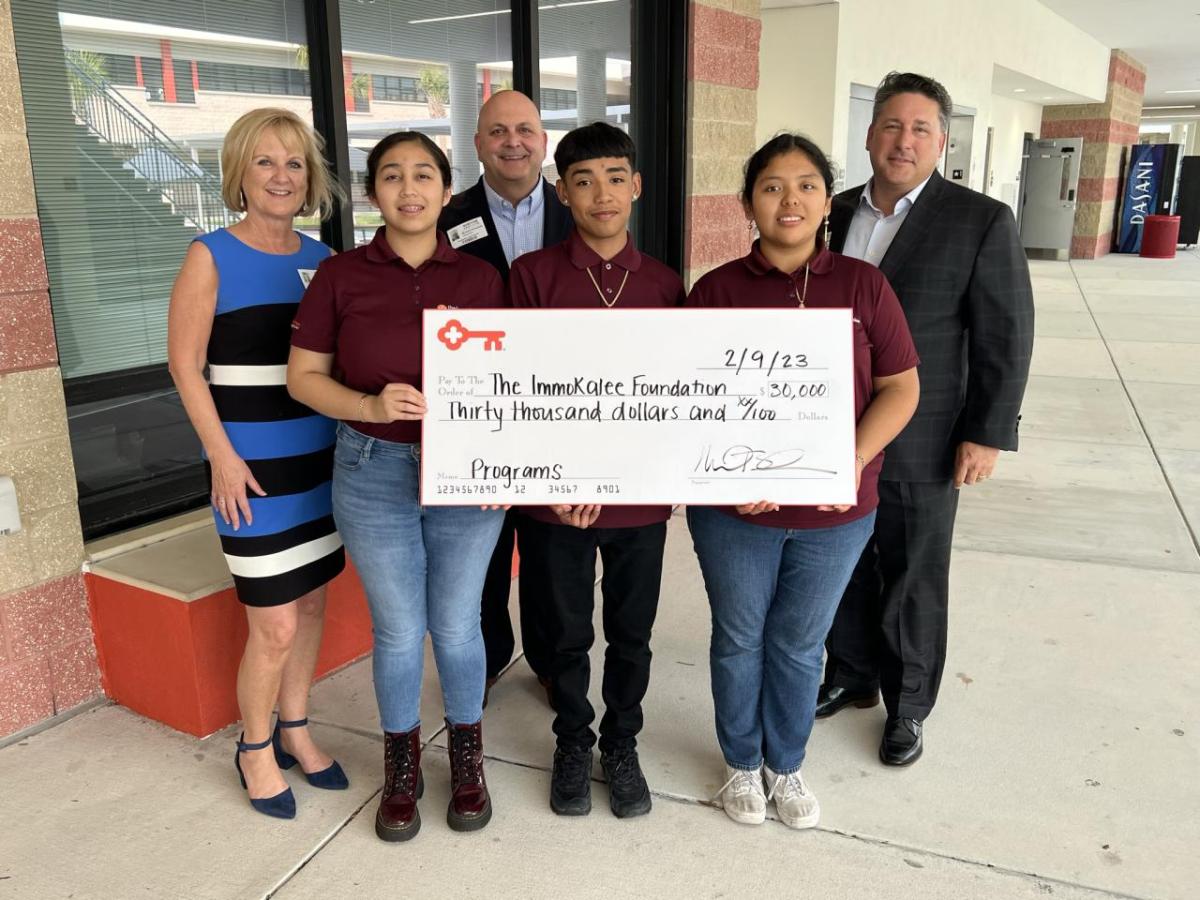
top-left (419, 66), bottom-right (449, 118)
top-left (350, 72), bottom-right (370, 111)
top-left (66, 49), bottom-right (109, 107)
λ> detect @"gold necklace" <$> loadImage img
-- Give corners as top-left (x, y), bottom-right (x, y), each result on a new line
top-left (586, 265), bottom-right (630, 308)
top-left (797, 263), bottom-right (810, 308)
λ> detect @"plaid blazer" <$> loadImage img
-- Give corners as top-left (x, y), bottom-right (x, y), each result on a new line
top-left (830, 171), bottom-right (1034, 482)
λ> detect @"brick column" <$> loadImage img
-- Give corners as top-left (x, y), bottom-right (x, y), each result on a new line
top-left (684, 0), bottom-right (761, 288)
top-left (0, 2), bottom-right (99, 739)
top-left (1040, 50), bottom-right (1145, 259)
top-left (159, 39), bottom-right (177, 103)
top-left (342, 55), bottom-right (355, 113)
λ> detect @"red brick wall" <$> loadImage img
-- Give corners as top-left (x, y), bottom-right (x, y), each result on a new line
top-left (0, 1), bottom-right (100, 738)
top-left (0, 576), bottom-right (100, 735)
top-left (1108, 52), bottom-right (1146, 94)
top-left (0, 210), bottom-right (100, 735)
top-left (685, 1), bottom-right (761, 285)
top-left (0, 220), bottom-right (55, 371)
top-left (688, 3), bottom-right (760, 91)
top-left (1040, 118), bottom-right (1138, 146)
top-left (1040, 49), bottom-right (1145, 260)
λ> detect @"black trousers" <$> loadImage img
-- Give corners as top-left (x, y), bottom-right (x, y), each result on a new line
top-left (824, 479), bottom-right (959, 720)
top-left (480, 510), bottom-right (551, 679)
top-left (517, 517), bottom-right (667, 753)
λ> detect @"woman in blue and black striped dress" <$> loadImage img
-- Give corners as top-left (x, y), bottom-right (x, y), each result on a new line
top-left (168, 109), bottom-right (347, 820)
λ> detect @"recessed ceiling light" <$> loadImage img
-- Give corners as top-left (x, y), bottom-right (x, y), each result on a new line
top-left (1164, 89), bottom-right (1200, 94)
top-left (1144, 105), bottom-right (1197, 110)
top-left (1042, 96), bottom-right (1053, 100)
top-left (1013, 88), bottom-right (1027, 93)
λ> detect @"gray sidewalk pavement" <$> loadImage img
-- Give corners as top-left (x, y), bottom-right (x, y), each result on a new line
top-left (1, 250), bottom-right (1197, 900)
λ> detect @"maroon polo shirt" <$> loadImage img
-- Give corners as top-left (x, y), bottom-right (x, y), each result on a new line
top-left (291, 227), bottom-right (504, 444)
top-left (509, 230), bottom-right (686, 529)
top-left (686, 242), bottom-right (919, 530)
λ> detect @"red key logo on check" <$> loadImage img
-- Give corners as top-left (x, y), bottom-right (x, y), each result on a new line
top-left (437, 319), bottom-right (505, 351)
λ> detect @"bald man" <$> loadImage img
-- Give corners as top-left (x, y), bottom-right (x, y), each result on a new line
top-left (439, 90), bottom-right (572, 701)
top-left (441, 90), bottom-right (573, 277)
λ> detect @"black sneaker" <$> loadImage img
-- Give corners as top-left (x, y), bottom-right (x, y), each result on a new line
top-left (549, 745), bottom-right (593, 816)
top-left (600, 746), bottom-right (651, 818)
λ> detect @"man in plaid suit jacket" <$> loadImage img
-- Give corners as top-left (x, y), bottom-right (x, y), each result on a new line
top-left (819, 72), bottom-right (1034, 766)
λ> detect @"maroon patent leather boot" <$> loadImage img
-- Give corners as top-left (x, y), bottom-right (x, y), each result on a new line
top-left (445, 719), bottom-right (492, 831)
top-left (375, 727), bottom-right (423, 842)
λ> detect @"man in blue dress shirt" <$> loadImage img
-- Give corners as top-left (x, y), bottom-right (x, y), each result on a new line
top-left (439, 90), bottom-right (573, 701)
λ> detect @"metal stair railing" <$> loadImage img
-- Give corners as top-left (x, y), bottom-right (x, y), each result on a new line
top-left (67, 55), bottom-right (236, 234)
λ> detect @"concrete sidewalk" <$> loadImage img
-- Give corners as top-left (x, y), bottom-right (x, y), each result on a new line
top-left (2, 250), bottom-right (1197, 900)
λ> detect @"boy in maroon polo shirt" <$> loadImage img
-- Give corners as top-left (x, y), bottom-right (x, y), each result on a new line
top-left (508, 122), bottom-right (685, 818)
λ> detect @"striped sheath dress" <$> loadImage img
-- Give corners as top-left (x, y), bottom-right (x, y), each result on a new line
top-left (197, 228), bottom-right (345, 607)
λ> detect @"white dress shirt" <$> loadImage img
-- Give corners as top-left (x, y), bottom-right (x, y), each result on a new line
top-left (842, 176), bottom-right (932, 267)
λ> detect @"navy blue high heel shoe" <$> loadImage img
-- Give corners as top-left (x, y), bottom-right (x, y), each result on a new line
top-left (272, 717), bottom-right (349, 790)
top-left (235, 734), bottom-right (296, 819)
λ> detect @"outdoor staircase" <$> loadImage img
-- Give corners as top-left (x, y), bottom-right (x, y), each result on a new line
top-left (68, 54), bottom-right (234, 235)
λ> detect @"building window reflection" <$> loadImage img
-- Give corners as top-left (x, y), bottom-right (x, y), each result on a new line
top-left (8, 0), bottom-right (673, 538)
top-left (537, 0), bottom-right (633, 184)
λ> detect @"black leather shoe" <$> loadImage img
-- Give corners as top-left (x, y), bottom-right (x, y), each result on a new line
top-left (815, 684), bottom-right (880, 719)
top-left (550, 746), bottom-right (593, 815)
top-left (879, 716), bottom-right (923, 766)
top-left (600, 746), bottom-right (651, 818)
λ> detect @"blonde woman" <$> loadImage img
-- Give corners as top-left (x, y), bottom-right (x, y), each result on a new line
top-left (168, 108), bottom-right (347, 819)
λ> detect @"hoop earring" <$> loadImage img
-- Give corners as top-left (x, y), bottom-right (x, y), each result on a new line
top-left (239, 189), bottom-right (247, 211)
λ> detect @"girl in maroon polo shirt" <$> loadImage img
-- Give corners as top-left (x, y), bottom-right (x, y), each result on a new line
top-left (686, 134), bottom-right (920, 830)
top-left (287, 132), bottom-right (505, 842)
top-left (508, 123), bottom-right (685, 820)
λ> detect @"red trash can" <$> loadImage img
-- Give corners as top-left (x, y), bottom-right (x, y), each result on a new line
top-left (1140, 215), bottom-right (1181, 259)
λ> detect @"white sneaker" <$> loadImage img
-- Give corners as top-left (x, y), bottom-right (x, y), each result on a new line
top-left (716, 764), bottom-right (766, 825)
top-left (763, 765), bottom-right (820, 829)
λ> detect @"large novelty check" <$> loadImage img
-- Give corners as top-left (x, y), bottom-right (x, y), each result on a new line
top-left (420, 309), bottom-right (857, 506)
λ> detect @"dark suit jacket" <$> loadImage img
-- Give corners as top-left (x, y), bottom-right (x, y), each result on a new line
top-left (438, 176), bottom-right (573, 279)
top-left (829, 170), bottom-right (1034, 482)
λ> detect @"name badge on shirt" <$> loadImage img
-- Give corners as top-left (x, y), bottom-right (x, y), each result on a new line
top-left (447, 217), bottom-right (488, 248)
top-left (297, 269), bottom-right (317, 288)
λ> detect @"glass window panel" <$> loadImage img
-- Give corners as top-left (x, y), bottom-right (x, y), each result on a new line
top-left (195, 60), bottom-right (310, 97)
top-left (537, 0), bottom-right (632, 186)
top-left (11, 0), bottom-right (312, 536)
top-left (99, 52), bottom-right (138, 85)
top-left (373, 74), bottom-right (426, 104)
top-left (337, 0), bottom-right (513, 245)
top-left (141, 56), bottom-right (165, 102)
top-left (173, 58), bottom-right (195, 104)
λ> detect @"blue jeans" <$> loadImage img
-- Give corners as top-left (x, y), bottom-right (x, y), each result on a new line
top-left (332, 424), bottom-right (504, 732)
top-left (686, 506), bottom-right (876, 774)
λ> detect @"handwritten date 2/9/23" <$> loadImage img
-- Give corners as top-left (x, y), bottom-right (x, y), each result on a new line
top-left (723, 348), bottom-right (808, 377)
